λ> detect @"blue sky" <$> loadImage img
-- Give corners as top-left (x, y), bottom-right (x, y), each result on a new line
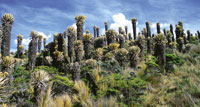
top-left (0, 0), bottom-right (199, 51)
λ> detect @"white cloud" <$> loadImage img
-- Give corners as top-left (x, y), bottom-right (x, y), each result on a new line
top-left (109, 13), bottom-right (140, 37)
top-left (151, 22), bottom-right (170, 34)
top-left (14, 31), bottom-right (52, 49)
top-left (38, 31), bottom-right (51, 40)
top-left (14, 38), bottom-right (31, 47)
top-left (152, 23), bottom-right (170, 29)
top-left (10, 49), bottom-right (17, 52)
top-left (71, 23), bottom-right (77, 30)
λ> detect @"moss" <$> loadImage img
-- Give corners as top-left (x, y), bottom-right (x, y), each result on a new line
top-left (34, 66), bottom-right (62, 75)
top-left (51, 75), bottom-right (74, 96)
top-left (166, 54), bottom-right (184, 65)
top-left (101, 60), bottom-right (122, 73)
top-left (12, 66), bottom-right (30, 89)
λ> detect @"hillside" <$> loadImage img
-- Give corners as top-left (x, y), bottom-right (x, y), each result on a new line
top-left (0, 13), bottom-right (200, 107)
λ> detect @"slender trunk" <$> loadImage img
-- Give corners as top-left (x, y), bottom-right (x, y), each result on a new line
top-left (104, 22), bottom-right (108, 32)
top-left (147, 37), bottom-right (151, 54)
top-left (0, 26), bottom-right (2, 53)
top-left (170, 24), bottom-right (175, 42)
top-left (75, 15), bottom-right (86, 40)
top-left (28, 31), bottom-right (38, 71)
top-left (93, 26), bottom-right (96, 38)
top-left (187, 30), bottom-right (191, 43)
top-left (1, 17), bottom-right (14, 57)
top-left (197, 30), bottom-right (200, 41)
top-left (106, 29), bottom-right (116, 45)
top-left (163, 28), bottom-right (167, 37)
top-left (128, 33), bottom-right (132, 40)
top-left (16, 35), bottom-right (23, 58)
top-left (154, 34), bottom-right (166, 72)
top-left (175, 26), bottom-right (182, 42)
top-left (38, 37), bottom-right (42, 53)
top-left (156, 22), bottom-right (161, 34)
top-left (125, 26), bottom-right (128, 35)
top-left (119, 34), bottom-right (125, 48)
top-left (67, 27), bottom-right (76, 63)
top-left (83, 34), bottom-right (92, 59)
top-left (96, 27), bottom-right (99, 37)
top-left (43, 38), bottom-right (46, 49)
top-left (132, 18), bottom-right (137, 40)
top-left (74, 40), bottom-right (83, 62)
top-left (146, 22), bottom-right (151, 38)
top-left (136, 35), bottom-right (145, 60)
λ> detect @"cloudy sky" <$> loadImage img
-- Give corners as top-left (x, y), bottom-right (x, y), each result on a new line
top-left (0, 0), bottom-right (199, 52)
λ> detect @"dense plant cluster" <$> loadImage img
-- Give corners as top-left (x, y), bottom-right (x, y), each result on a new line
top-left (0, 13), bottom-right (200, 107)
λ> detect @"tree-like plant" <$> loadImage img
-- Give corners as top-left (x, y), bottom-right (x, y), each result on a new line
top-left (0, 26), bottom-right (2, 52)
top-left (115, 48), bottom-right (128, 68)
top-left (178, 21), bottom-right (183, 28)
top-left (128, 46), bottom-right (140, 68)
top-left (104, 22), bottom-right (108, 32)
top-left (74, 40), bottom-right (83, 62)
top-left (16, 34), bottom-right (23, 58)
top-left (94, 48), bottom-right (103, 61)
top-left (118, 27), bottom-right (123, 34)
top-left (131, 18), bottom-right (137, 40)
top-left (175, 25), bottom-right (182, 42)
top-left (96, 27), bottom-right (100, 37)
top-left (163, 28), bottom-right (167, 36)
top-left (156, 22), bottom-right (161, 34)
top-left (128, 33), bottom-right (132, 40)
top-left (108, 43), bottom-right (120, 52)
top-left (187, 30), bottom-right (191, 43)
top-left (170, 24), bottom-right (175, 42)
top-left (197, 30), bottom-right (200, 41)
top-left (1, 13), bottom-right (14, 57)
top-left (67, 26), bottom-right (76, 63)
top-left (119, 34), bottom-right (125, 48)
top-left (106, 29), bottom-right (117, 45)
top-left (94, 36), bottom-right (106, 49)
top-left (147, 37), bottom-right (151, 54)
top-left (18, 45), bottom-right (24, 58)
top-left (1, 56), bottom-right (14, 84)
top-left (177, 37), bottom-right (184, 53)
top-left (72, 62), bottom-right (81, 80)
top-left (38, 35), bottom-right (43, 53)
top-left (93, 26), bottom-right (96, 38)
top-left (43, 38), bottom-right (46, 49)
top-left (86, 30), bottom-right (90, 34)
top-left (75, 15), bottom-right (86, 40)
top-left (153, 33), bottom-right (167, 72)
top-left (125, 26), bottom-right (128, 35)
top-left (183, 34), bottom-right (187, 44)
top-left (136, 35), bottom-right (145, 60)
top-left (83, 33), bottom-right (92, 59)
top-left (146, 21), bottom-right (151, 38)
top-left (142, 28), bottom-right (147, 38)
top-left (28, 31), bottom-right (38, 70)
top-left (167, 30), bottom-right (173, 45)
